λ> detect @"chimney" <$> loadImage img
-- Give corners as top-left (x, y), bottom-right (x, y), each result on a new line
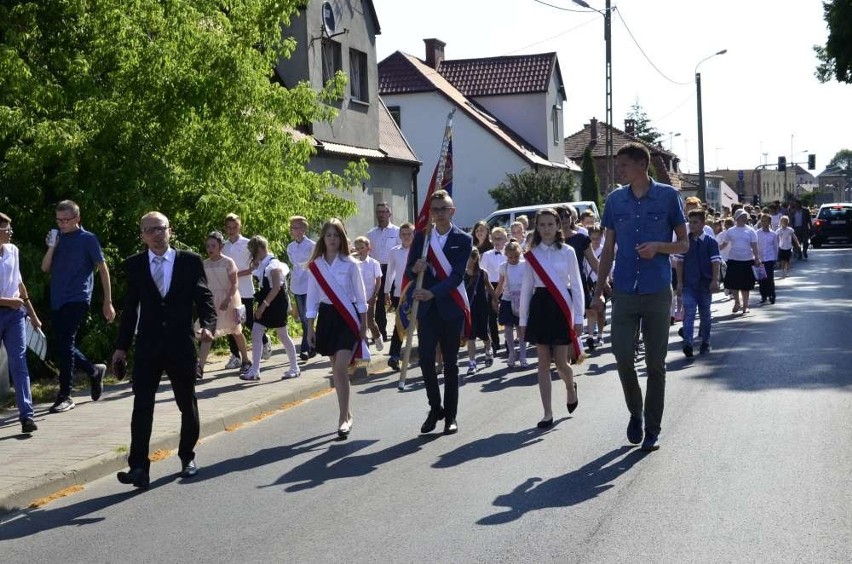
top-left (589, 117), bottom-right (598, 145)
top-left (624, 118), bottom-right (636, 136)
top-left (424, 38), bottom-right (446, 69)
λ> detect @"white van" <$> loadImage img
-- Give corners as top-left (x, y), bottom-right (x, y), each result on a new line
top-left (484, 201), bottom-right (600, 230)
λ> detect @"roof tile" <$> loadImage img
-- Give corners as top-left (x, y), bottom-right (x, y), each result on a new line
top-left (437, 53), bottom-right (556, 96)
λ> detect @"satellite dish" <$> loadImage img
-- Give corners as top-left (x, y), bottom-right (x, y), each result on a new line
top-left (322, 2), bottom-right (336, 36)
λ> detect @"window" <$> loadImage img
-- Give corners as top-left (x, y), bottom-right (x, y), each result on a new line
top-left (388, 106), bottom-right (401, 127)
top-left (322, 39), bottom-right (342, 84)
top-left (551, 104), bottom-right (561, 145)
top-left (349, 48), bottom-right (369, 102)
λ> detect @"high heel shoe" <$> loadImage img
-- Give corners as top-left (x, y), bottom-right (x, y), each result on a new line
top-left (338, 416), bottom-right (353, 439)
top-left (567, 382), bottom-right (579, 414)
top-left (537, 417), bottom-right (554, 429)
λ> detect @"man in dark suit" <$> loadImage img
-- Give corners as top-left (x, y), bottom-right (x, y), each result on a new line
top-left (406, 190), bottom-right (472, 435)
top-left (112, 212), bottom-right (216, 489)
top-left (789, 199), bottom-right (812, 259)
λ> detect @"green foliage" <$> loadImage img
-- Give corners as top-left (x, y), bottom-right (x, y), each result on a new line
top-left (0, 0), bottom-right (366, 366)
top-left (580, 147), bottom-right (602, 211)
top-left (814, 0), bottom-right (852, 83)
top-left (488, 169), bottom-right (578, 209)
top-left (828, 148), bottom-right (852, 170)
top-left (625, 99), bottom-right (662, 146)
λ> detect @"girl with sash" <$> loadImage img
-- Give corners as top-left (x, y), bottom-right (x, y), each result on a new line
top-left (519, 208), bottom-right (585, 429)
top-left (305, 219), bottom-right (368, 439)
top-left (240, 236), bottom-right (299, 381)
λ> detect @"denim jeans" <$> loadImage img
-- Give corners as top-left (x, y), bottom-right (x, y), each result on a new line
top-left (292, 293), bottom-right (310, 353)
top-left (681, 286), bottom-right (712, 347)
top-left (51, 301), bottom-right (94, 398)
top-left (0, 307), bottom-right (34, 421)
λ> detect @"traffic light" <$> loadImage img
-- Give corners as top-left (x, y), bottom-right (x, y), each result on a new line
top-left (808, 154), bottom-right (816, 170)
top-left (777, 156), bottom-right (786, 172)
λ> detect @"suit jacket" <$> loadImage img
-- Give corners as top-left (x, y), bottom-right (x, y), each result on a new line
top-left (115, 249), bottom-right (216, 361)
top-left (405, 225), bottom-right (472, 321)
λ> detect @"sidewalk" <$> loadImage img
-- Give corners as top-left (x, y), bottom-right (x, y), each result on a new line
top-left (0, 343), bottom-right (417, 514)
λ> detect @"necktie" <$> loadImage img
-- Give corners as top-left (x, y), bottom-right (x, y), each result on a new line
top-left (152, 256), bottom-right (166, 297)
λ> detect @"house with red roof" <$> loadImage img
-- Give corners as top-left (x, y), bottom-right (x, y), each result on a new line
top-left (378, 38), bottom-right (580, 228)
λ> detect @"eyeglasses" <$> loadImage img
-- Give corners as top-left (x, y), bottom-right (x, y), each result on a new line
top-left (55, 216), bottom-right (77, 223)
top-left (0, 227), bottom-right (12, 234)
top-left (430, 206), bottom-right (453, 213)
top-left (142, 225), bottom-right (169, 234)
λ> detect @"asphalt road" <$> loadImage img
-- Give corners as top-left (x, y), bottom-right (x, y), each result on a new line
top-left (2, 247), bottom-right (851, 563)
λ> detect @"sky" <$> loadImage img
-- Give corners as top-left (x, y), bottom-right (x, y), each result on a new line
top-left (370, 0), bottom-right (850, 175)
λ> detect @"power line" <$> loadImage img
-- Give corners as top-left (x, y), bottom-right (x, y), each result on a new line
top-left (531, 0), bottom-right (593, 13)
top-left (505, 16), bottom-right (598, 55)
top-left (615, 9), bottom-right (692, 86)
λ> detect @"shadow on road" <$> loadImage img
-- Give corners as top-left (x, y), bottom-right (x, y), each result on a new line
top-left (477, 446), bottom-right (647, 525)
top-left (432, 424), bottom-right (567, 468)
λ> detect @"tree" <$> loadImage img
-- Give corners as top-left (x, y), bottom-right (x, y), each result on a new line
top-left (828, 148), bottom-right (852, 170)
top-left (0, 1), bottom-right (365, 364)
top-left (489, 169), bottom-right (577, 210)
top-left (814, 0), bottom-right (852, 83)
top-left (580, 147), bottom-right (602, 210)
top-left (625, 99), bottom-right (662, 145)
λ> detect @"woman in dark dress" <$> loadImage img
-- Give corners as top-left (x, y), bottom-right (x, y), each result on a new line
top-left (463, 248), bottom-right (494, 376)
top-left (558, 205), bottom-right (600, 351)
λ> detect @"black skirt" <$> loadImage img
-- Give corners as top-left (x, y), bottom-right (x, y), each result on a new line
top-left (526, 288), bottom-right (573, 346)
top-left (315, 302), bottom-right (358, 356)
top-left (724, 259), bottom-right (756, 290)
top-left (498, 299), bottom-right (520, 326)
top-left (255, 281), bottom-right (289, 329)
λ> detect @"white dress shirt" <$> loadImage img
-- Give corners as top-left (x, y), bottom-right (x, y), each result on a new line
top-left (306, 254), bottom-right (367, 319)
top-left (519, 242), bottom-right (585, 326)
top-left (776, 226), bottom-right (795, 250)
top-left (0, 243), bottom-right (22, 299)
top-left (357, 255), bottom-right (383, 297)
top-left (481, 248), bottom-right (507, 283)
top-left (222, 235), bottom-right (254, 299)
top-left (756, 229), bottom-right (779, 263)
top-left (148, 247), bottom-right (176, 295)
top-left (384, 244), bottom-right (411, 297)
top-left (366, 223), bottom-right (400, 264)
top-left (286, 237), bottom-right (315, 295)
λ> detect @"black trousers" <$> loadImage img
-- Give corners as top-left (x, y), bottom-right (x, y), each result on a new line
top-left (128, 356), bottom-right (199, 472)
top-left (228, 297), bottom-right (267, 357)
top-left (793, 227), bottom-right (809, 257)
top-left (488, 282), bottom-right (500, 350)
top-left (389, 296), bottom-right (402, 358)
top-left (759, 260), bottom-right (776, 300)
top-left (375, 264), bottom-right (389, 341)
top-left (417, 307), bottom-right (463, 422)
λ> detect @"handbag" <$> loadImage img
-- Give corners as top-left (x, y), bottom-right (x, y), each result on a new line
top-left (236, 304), bottom-right (247, 324)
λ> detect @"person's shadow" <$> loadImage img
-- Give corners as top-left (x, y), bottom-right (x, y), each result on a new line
top-left (477, 446), bottom-right (647, 525)
top-left (432, 425), bottom-right (565, 468)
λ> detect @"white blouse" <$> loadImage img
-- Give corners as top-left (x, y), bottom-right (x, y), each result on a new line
top-left (519, 243), bottom-right (585, 326)
top-left (719, 226), bottom-right (757, 261)
top-left (499, 260), bottom-right (526, 301)
top-left (0, 243), bottom-right (22, 299)
top-left (384, 244), bottom-right (411, 297)
top-left (306, 254), bottom-right (367, 319)
top-left (776, 226), bottom-right (795, 250)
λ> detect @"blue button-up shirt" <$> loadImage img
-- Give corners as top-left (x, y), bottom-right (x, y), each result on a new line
top-left (602, 180), bottom-right (686, 294)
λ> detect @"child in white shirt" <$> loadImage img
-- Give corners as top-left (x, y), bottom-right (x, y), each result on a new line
top-left (354, 236), bottom-right (384, 351)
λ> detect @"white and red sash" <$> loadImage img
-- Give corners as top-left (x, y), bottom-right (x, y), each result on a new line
top-left (524, 249), bottom-right (584, 362)
top-left (427, 231), bottom-right (471, 335)
top-left (308, 259), bottom-right (370, 365)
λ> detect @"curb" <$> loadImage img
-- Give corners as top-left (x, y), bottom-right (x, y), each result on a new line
top-left (0, 346), bottom-right (419, 515)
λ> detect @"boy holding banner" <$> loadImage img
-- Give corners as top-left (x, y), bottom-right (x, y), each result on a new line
top-left (406, 190), bottom-right (471, 435)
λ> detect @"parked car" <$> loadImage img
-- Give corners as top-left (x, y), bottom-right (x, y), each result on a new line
top-left (811, 203), bottom-right (852, 247)
top-left (485, 201), bottom-right (601, 230)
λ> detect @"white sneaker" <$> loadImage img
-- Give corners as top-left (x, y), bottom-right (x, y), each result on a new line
top-left (466, 361), bottom-right (477, 376)
top-left (239, 371), bottom-right (260, 381)
top-left (224, 356), bottom-right (241, 370)
top-left (262, 342), bottom-right (272, 360)
top-left (374, 336), bottom-right (384, 351)
top-left (282, 368), bottom-right (301, 379)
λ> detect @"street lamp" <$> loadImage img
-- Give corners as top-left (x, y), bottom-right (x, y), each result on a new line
top-left (696, 49), bottom-right (727, 201)
top-left (573, 0), bottom-right (614, 192)
top-left (668, 131), bottom-right (681, 151)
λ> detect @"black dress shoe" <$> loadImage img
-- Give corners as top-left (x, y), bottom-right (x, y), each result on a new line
top-left (420, 410), bottom-right (444, 434)
top-left (299, 351), bottom-right (309, 361)
top-left (567, 382), bottom-right (578, 414)
top-left (683, 344), bottom-right (694, 358)
top-left (443, 420), bottom-right (458, 435)
top-left (117, 468), bottom-right (150, 489)
top-left (536, 418), bottom-right (554, 429)
top-left (180, 460), bottom-right (198, 478)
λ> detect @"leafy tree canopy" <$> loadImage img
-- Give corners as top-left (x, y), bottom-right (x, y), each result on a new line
top-left (1, 0), bottom-right (364, 362)
top-left (580, 147), bottom-right (602, 211)
top-left (625, 99), bottom-right (662, 146)
top-left (814, 0), bottom-right (852, 83)
top-left (489, 169), bottom-right (577, 210)
top-left (828, 148), bottom-right (852, 170)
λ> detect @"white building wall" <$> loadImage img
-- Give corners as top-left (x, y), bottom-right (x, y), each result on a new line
top-left (474, 93), bottom-right (546, 157)
top-left (382, 91), bottom-right (532, 229)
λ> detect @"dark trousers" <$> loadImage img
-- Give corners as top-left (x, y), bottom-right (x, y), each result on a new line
top-left (488, 282), bottom-right (500, 350)
top-left (227, 297), bottom-right (267, 357)
top-left (375, 264), bottom-right (389, 341)
top-left (759, 260), bottom-right (776, 301)
top-left (793, 227), bottom-right (809, 257)
top-left (389, 296), bottom-right (402, 358)
top-left (292, 293), bottom-right (310, 353)
top-left (417, 307), bottom-right (463, 422)
top-left (51, 301), bottom-right (95, 398)
top-left (610, 288), bottom-right (671, 436)
top-left (129, 357), bottom-right (199, 472)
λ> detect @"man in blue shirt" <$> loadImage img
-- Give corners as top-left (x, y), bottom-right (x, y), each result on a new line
top-left (591, 143), bottom-right (688, 452)
top-left (674, 209), bottom-right (721, 358)
top-left (41, 200), bottom-right (115, 413)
